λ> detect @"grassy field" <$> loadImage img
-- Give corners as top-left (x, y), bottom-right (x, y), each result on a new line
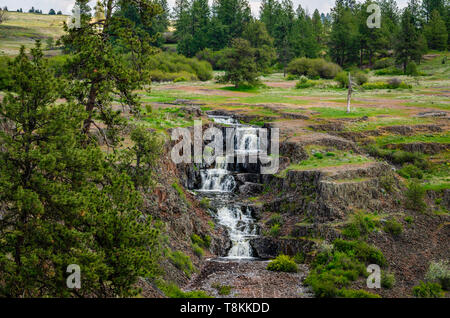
top-left (0, 11), bottom-right (68, 56)
top-left (0, 12), bottom-right (449, 194)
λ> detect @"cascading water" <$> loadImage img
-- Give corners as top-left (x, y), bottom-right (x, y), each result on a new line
top-left (195, 115), bottom-right (262, 259)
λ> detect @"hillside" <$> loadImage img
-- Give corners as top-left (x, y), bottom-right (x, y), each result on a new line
top-left (0, 11), bottom-right (68, 56)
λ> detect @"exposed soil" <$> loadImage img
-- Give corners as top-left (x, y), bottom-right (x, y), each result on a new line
top-left (184, 259), bottom-right (313, 298)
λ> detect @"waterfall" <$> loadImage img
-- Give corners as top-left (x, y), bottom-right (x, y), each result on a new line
top-left (199, 156), bottom-right (236, 192)
top-left (194, 115), bottom-right (261, 259)
top-left (216, 206), bottom-right (257, 259)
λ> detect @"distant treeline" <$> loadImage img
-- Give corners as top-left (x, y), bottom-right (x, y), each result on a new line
top-left (0, 6), bottom-right (63, 15)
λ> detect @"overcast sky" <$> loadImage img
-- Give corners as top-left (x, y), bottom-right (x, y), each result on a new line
top-left (1, 0), bottom-right (409, 16)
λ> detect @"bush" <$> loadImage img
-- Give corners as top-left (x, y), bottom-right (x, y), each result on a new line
top-left (295, 76), bottom-right (316, 89)
top-left (213, 283), bottom-right (232, 295)
top-left (373, 57), bottom-right (395, 70)
top-left (412, 281), bottom-right (444, 298)
top-left (333, 239), bottom-right (386, 266)
top-left (361, 80), bottom-right (411, 90)
top-left (342, 212), bottom-right (379, 239)
top-left (267, 213), bottom-right (283, 227)
top-left (192, 243), bottom-right (204, 257)
top-left (199, 197), bottom-right (210, 209)
top-left (374, 66), bottom-right (404, 76)
top-left (425, 260), bottom-right (450, 290)
top-left (168, 251), bottom-right (195, 277)
top-left (293, 252), bottom-right (305, 264)
top-left (398, 164), bottom-right (424, 179)
top-left (405, 180), bottom-right (426, 212)
top-left (338, 288), bottom-right (381, 298)
top-left (334, 71), bottom-right (349, 88)
top-left (267, 255), bottom-right (298, 273)
top-left (383, 219), bottom-right (403, 236)
top-left (405, 61), bottom-right (419, 76)
top-left (159, 282), bottom-right (211, 298)
top-left (269, 224), bottom-right (281, 237)
top-left (147, 52), bottom-right (213, 82)
top-left (380, 174), bottom-right (396, 193)
top-left (196, 48), bottom-right (226, 70)
top-left (191, 234), bottom-right (210, 248)
top-left (381, 271), bottom-right (396, 289)
top-left (353, 71), bottom-right (368, 85)
top-left (287, 58), bottom-right (342, 79)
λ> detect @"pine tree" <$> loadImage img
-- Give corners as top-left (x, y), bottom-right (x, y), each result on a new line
top-left (242, 20), bottom-right (277, 73)
top-left (49, 9), bottom-right (56, 15)
top-left (61, 0), bottom-right (162, 145)
top-left (395, 8), bottom-right (428, 72)
top-left (0, 43), bottom-right (162, 297)
top-left (329, 0), bottom-right (359, 66)
top-left (422, 0), bottom-right (445, 22)
top-left (424, 9), bottom-right (448, 50)
top-left (220, 38), bottom-right (259, 87)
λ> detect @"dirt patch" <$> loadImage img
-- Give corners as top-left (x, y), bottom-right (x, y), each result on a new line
top-left (184, 259), bottom-right (312, 298)
top-left (157, 85), bottom-right (254, 97)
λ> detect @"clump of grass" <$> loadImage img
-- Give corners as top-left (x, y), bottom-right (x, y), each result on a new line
top-left (398, 164), bottom-right (424, 179)
top-left (267, 255), bottom-right (298, 273)
top-left (412, 281), bottom-right (444, 298)
top-left (383, 219), bottom-right (403, 236)
top-left (405, 180), bottom-right (426, 212)
top-left (342, 212), bottom-right (379, 239)
top-left (269, 224), bottom-right (281, 237)
top-left (293, 252), bottom-right (306, 264)
top-left (381, 271), bottom-right (396, 289)
top-left (168, 251), bottom-right (195, 278)
top-left (191, 234), bottom-right (211, 249)
top-left (199, 197), bottom-right (211, 209)
top-left (192, 243), bottom-right (204, 257)
top-left (212, 283), bottom-right (233, 296)
top-left (158, 281), bottom-right (211, 298)
top-left (172, 182), bottom-right (188, 203)
top-left (379, 174), bottom-right (396, 193)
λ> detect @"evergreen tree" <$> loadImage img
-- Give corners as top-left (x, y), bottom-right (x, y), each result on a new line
top-left (61, 0), bottom-right (162, 144)
top-left (260, 0), bottom-right (281, 36)
top-left (242, 20), bottom-right (277, 73)
top-left (329, 0), bottom-right (359, 66)
top-left (395, 8), bottom-right (428, 72)
top-left (424, 9), bottom-right (448, 49)
top-left (0, 43), bottom-right (162, 297)
top-left (422, 0), bottom-right (445, 22)
top-left (312, 9), bottom-right (325, 47)
top-left (220, 38), bottom-right (259, 87)
top-left (49, 9), bottom-right (56, 15)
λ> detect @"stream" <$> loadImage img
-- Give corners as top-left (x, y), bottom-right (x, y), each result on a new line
top-left (195, 114), bottom-right (261, 259)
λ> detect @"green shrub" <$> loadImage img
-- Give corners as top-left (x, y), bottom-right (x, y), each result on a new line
top-left (425, 260), bottom-right (450, 290)
top-left (191, 234), bottom-right (210, 248)
top-left (412, 281), bottom-right (444, 298)
top-left (213, 283), bottom-right (232, 295)
top-left (404, 216), bottom-right (414, 224)
top-left (353, 71), bottom-right (368, 85)
top-left (147, 52), bottom-right (213, 82)
top-left (159, 281), bottom-right (211, 298)
top-left (172, 182), bottom-right (187, 203)
top-left (287, 58), bottom-right (342, 79)
top-left (335, 71), bottom-right (349, 88)
top-left (293, 252), bottom-right (305, 264)
top-left (381, 271), bottom-right (396, 289)
top-left (168, 251), bottom-right (195, 277)
top-left (379, 174), bottom-right (396, 193)
top-left (333, 239), bottom-right (386, 266)
top-left (268, 213), bottom-right (283, 226)
top-left (374, 66), bottom-right (404, 76)
top-left (398, 164), bottom-right (424, 179)
top-left (267, 255), bottom-right (298, 273)
top-left (373, 57), bottom-right (395, 70)
top-left (313, 152), bottom-right (324, 159)
top-left (269, 224), bottom-right (281, 237)
top-left (199, 197), bottom-right (211, 209)
top-left (383, 219), bottom-right (403, 236)
top-left (405, 180), bottom-right (426, 212)
top-left (342, 212), bottom-right (379, 239)
top-left (192, 243), bottom-right (204, 257)
top-left (405, 61), bottom-right (419, 76)
top-left (295, 76), bottom-right (316, 89)
top-left (338, 288), bottom-right (381, 298)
